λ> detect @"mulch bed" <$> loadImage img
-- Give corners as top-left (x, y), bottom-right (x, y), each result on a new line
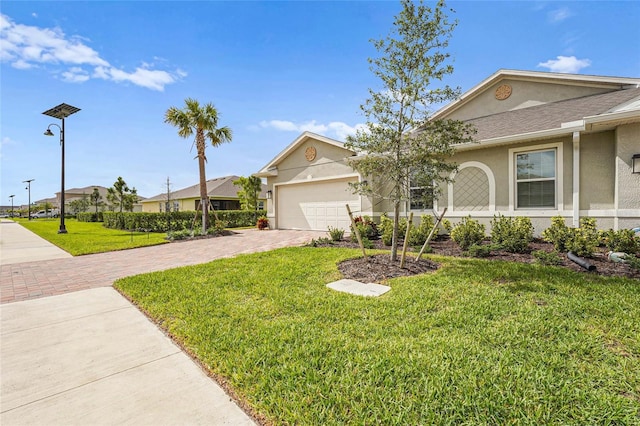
top-left (316, 237), bottom-right (640, 282)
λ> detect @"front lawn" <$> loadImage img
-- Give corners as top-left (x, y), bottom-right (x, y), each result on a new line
top-left (115, 247), bottom-right (640, 424)
top-left (17, 218), bottom-right (168, 255)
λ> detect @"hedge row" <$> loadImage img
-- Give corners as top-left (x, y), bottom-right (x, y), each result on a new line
top-left (77, 212), bottom-right (104, 222)
top-left (101, 210), bottom-right (266, 232)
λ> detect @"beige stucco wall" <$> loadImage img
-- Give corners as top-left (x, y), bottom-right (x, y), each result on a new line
top-left (615, 123), bottom-right (640, 211)
top-left (141, 198), bottom-right (197, 212)
top-left (447, 79), bottom-right (612, 121)
top-left (580, 131), bottom-right (615, 210)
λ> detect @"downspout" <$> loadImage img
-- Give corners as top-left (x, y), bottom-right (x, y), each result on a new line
top-left (572, 131), bottom-right (580, 227)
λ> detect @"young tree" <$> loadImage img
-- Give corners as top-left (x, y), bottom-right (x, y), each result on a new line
top-left (164, 98), bottom-right (232, 235)
top-left (69, 193), bottom-right (90, 215)
top-left (90, 187), bottom-right (103, 215)
top-left (233, 176), bottom-right (263, 211)
top-left (345, 0), bottom-right (474, 260)
top-left (107, 177), bottom-right (138, 213)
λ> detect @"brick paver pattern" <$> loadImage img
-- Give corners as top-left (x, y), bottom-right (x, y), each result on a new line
top-left (1, 229), bottom-right (325, 304)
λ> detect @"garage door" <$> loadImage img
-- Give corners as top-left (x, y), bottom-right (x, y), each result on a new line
top-left (277, 178), bottom-right (360, 231)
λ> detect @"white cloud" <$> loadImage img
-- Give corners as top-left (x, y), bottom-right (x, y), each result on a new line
top-left (259, 119), bottom-right (366, 140)
top-left (0, 13), bottom-right (184, 91)
top-left (537, 55), bottom-right (591, 73)
top-left (548, 7), bottom-right (572, 23)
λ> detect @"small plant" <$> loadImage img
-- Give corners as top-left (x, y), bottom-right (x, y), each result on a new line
top-left (441, 218), bottom-right (452, 234)
top-left (328, 226), bottom-right (345, 242)
top-left (257, 216), bottom-right (269, 230)
top-left (490, 215), bottom-right (533, 253)
top-left (407, 215), bottom-right (435, 247)
top-left (602, 229), bottom-right (640, 254)
top-left (451, 216), bottom-right (486, 250)
top-left (350, 215), bottom-right (378, 241)
top-left (307, 237), bottom-right (333, 247)
top-left (542, 215), bottom-right (570, 252)
top-left (626, 255), bottom-right (640, 270)
top-left (565, 217), bottom-right (599, 257)
top-left (464, 243), bottom-right (497, 258)
top-left (167, 229), bottom-right (193, 241)
top-left (207, 220), bottom-right (227, 235)
top-left (533, 250), bottom-right (563, 266)
top-left (379, 214), bottom-right (394, 246)
top-left (360, 236), bottom-right (374, 249)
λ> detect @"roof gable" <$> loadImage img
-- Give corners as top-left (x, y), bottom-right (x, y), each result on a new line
top-left (255, 132), bottom-right (355, 177)
top-left (433, 69), bottom-right (640, 121)
top-left (144, 175), bottom-right (267, 202)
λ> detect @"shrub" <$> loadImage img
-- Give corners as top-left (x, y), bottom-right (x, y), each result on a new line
top-left (542, 216), bottom-right (571, 252)
top-left (533, 250), bottom-right (563, 266)
top-left (167, 229), bottom-right (193, 241)
top-left (208, 220), bottom-right (227, 235)
top-left (441, 219), bottom-right (452, 234)
top-left (77, 212), bottom-right (103, 222)
top-left (602, 229), bottom-right (640, 254)
top-left (328, 226), bottom-right (345, 242)
top-left (360, 236), bottom-right (374, 249)
top-left (451, 216), bottom-right (485, 250)
top-left (565, 217), bottom-right (599, 257)
top-left (490, 215), bottom-right (533, 253)
top-left (379, 214), bottom-right (394, 246)
top-left (307, 237), bottom-right (333, 247)
top-left (257, 216), bottom-right (269, 230)
top-left (407, 215), bottom-right (435, 247)
top-left (350, 215), bottom-right (378, 241)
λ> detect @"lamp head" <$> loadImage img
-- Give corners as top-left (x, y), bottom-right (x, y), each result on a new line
top-left (44, 129), bottom-right (54, 136)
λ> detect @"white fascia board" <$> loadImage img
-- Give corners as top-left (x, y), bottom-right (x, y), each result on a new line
top-left (454, 124), bottom-right (585, 151)
top-left (583, 108), bottom-right (640, 128)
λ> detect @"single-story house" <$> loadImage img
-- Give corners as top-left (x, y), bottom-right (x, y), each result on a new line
top-left (141, 175), bottom-right (267, 213)
top-left (53, 185), bottom-right (145, 213)
top-left (255, 69), bottom-right (640, 233)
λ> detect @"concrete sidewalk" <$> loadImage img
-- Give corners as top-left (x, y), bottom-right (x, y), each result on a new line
top-left (0, 221), bottom-right (325, 425)
top-left (0, 220), bottom-right (71, 265)
top-left (1, 287), bottom-right (255, 425)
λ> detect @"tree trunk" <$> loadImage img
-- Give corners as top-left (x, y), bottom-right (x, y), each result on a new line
top-left (196, 130), bottom-right (209, 235)
top-left (391, 201), bottom-right (400, 261)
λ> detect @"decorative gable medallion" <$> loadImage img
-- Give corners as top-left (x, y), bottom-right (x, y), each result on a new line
top-left (305, 146), bottom-right (317, 161)
top-left (495, 84), bottom-right (512, 100)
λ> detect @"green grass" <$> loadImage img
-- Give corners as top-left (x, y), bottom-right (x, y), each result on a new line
top-left (115, 247), bottom-right (640, 425)
top-left (17, 218), bottom-right (168, 255)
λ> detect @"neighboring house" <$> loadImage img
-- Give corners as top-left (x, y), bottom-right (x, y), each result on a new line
top-left (256, 70), bottom-right (640, 233)
top-left (47, 185), bottom-right (145, 213)
top-left (141, 175), bottom-right (268, 213)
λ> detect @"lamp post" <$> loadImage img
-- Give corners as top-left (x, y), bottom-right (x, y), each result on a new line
top-left (23, 179), bottom-right (34, 220)
top-left (43, 103), bottom-right (81, 234)
top-left (9, 194), bottom-right (15, 218)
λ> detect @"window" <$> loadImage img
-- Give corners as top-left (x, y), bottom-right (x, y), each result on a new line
top-left (409, 176), bottom-right (434, 210)
top-left (515, 149), bottom-right (556, 208)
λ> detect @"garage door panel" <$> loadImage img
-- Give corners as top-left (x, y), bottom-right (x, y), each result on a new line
top-left (277, 179), bottom-right (360, 231)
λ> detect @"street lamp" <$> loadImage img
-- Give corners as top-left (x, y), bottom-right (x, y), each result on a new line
top-left (9, 194), bottom-right (15, 218)
top-left (23, 179), bottom-right (34, 220)
top-left (43, 103), bottom-right (81, 234)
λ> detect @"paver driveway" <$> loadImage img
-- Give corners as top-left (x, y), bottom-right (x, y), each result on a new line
top-left (1, 228), bottom-right (325, 304)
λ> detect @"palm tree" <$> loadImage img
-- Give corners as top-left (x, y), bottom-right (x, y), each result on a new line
top-left (164, 98), bottom-right (232, 234)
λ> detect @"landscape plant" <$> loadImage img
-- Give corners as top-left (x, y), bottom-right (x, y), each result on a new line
top-left (233, 176), bottom-right (263, 213)
top-left (344, 0), bottom-right (475, 261)
top-left (327, 226), bottom-right (345, 241)
top-left (350, 215), bottom-right (378, 241)
top-left (533, 250), bottom-right (564, 266)
top-left (257, 216), bottom-right (269, 230)
top-left (164, 98), bottom-right (232, 234)
top-left (603, 229), bottom-right (640, 254)
top-left (490, 214), bottom-right (534, 253)
top-left (450, 216), bottom-right (485, 250)
top-left (107, 177), bottom-right (138, 213)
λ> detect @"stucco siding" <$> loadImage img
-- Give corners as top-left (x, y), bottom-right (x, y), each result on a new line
top-left (271, 140), bottom-right (355, 184)
top-left (447, 79), bottom-right (613, 121)
top-left (616, 123), bottom-right (640, 211)
top-left (580, 131), bottom-right (615, 210)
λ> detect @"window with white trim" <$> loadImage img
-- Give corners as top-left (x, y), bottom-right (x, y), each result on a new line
top-left (409, 176), bottom-right (434, 210)
top-left (515, 149), bottom-right (556, 208)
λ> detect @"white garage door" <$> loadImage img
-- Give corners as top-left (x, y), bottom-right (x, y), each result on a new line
top-left (277, 178), bottom-right (360, 231)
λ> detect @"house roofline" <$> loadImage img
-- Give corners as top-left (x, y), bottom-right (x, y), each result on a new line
top-left (432, 69), bottom-right (640, 120)
top-left (254, 131), bottom-right (354, 177)
top-left (455, 107), bottom-right (640, 151)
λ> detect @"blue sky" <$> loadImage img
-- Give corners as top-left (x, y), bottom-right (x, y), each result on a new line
top-left (2, 1), bottom-right (639, 205)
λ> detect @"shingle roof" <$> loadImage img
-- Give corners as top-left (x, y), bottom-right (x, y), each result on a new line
top-left (144, 175), bottom-right (267, 202)
top-left (468, 88), bottom-right (640, 141)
